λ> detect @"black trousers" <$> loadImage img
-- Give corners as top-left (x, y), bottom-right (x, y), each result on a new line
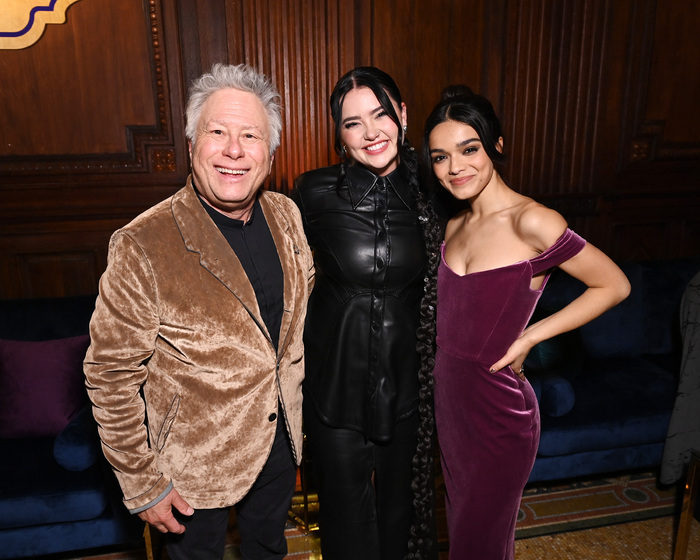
top-left (165, 414), bottom-right (296, 560)
top-left (304, 403), bottom-right (418, 560)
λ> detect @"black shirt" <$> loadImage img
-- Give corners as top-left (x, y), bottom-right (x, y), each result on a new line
top-left (199, 194), bottom-right (284, 351)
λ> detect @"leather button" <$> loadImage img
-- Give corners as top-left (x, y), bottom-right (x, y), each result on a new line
top-left (268, 413), bottom-right (277, 422)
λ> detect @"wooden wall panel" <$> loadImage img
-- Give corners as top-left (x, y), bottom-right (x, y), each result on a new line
top-left (0, 0), bottom-right (187, 184)
top-left (0, 0), bottom-right (188, 298)
top-left (224, 0), bottom-right (363, 192)
top-left (482, 0), bottom-right (699, 260)
top-left (1, 0), bottom-right (698, 298)
top-left (220, 0), bottom-right (491, 193)
top-left (606, 200), bottom-right (700, 262)
top-left (1, 2), bottom-right (155, 156)
top-left (370, 0), bottom-right (488, 147)
top-left (616, 0), bottom-right (700, 185)
top-left (499, 0), bottom-right (616, 197)
top-left (176, 0), bottom-right (229, 89)
top-left (630, 0), bottom-right (700, 158)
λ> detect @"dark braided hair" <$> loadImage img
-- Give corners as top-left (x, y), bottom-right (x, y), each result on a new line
top-left (406, 86), bottom-right (506, 559)
top-left (329, 67), bottom-right (419, 197)
top-left (405, 184), bottom-right (441, 560)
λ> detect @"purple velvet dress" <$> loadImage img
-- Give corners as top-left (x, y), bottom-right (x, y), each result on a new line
top-left (434, 229), bottom-right (586, 559)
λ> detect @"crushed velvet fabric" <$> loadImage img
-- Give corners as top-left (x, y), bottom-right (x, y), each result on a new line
top-left (84, 178), bottom-right (314, 512)
top-left (434, 229), bottom-right (585, 560)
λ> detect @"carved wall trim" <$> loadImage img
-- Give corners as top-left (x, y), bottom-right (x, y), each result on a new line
top-left (631, 120), bottom-right (700, 161)
top-left (0, 0), bottom-right (185, 179)
top-left (0, 0), bottom-right (82, 50)
top-left (622, 0), bottom-right (700, 165)
top-left (15, 249), bottom-right (99, 298)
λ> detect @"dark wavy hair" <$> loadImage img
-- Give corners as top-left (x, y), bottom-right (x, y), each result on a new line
top-left (329, 67), bottom-right (420, 197)
top-left (406, 86), bottom-right (507, 559)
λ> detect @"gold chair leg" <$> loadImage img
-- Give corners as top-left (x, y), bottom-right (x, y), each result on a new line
top-left (673, 451), bottom-right (700, 560)
top-left (143, 523), bottom-right (155, 560)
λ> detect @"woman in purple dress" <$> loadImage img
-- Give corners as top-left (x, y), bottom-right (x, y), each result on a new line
top-left (406, 87), bottom-right (631, 560)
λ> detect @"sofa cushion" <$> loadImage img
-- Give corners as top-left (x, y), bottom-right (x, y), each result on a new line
top-left (532, 372), bottom-right (576, 417)
top-left (536, 264), bottom-right (645, 359)
top-left (525, 319), bottom-right (582, 417)
top-left (0, 335), bottom-right (90, 438)
top-left (526, 327), bottom-right (585, 381)
top-left (53, 405), bottom-right (100, 471)
top-left (536, 356), bottom-right (676, 457)
top-left (578, 263), bottom-right (646, 358)
top-left (0, 437), bottom-right (107, 529)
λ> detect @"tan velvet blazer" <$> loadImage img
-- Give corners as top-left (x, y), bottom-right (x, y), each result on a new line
top-left (84, 178), bottom-right (314, 512)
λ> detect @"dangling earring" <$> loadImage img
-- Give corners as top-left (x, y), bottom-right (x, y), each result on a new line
top-left (341, 145), bottom-right (347, 156)
top-left (403, 125), bottom-right (407, 134)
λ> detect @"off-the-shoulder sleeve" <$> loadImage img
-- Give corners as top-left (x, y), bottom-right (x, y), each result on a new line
top-left (529, 228), bottom-right (586, 275)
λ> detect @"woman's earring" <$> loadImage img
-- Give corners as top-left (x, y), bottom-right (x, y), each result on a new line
top-left (403, 125), bottom-right (407, 133)
top-left (341, 145), bottom-right (347, 156)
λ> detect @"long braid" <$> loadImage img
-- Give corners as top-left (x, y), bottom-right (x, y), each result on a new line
top-left (406, 172), bottom-right (442, 560)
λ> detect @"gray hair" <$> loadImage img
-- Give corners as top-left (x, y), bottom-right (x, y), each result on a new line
top-left (185, 63), bottom-right (283, 153)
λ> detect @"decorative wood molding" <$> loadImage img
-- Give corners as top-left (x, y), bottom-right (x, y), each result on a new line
top-left (16, 249), bottom-right (98, 298)
top-left (630, 121), bottom-right (663, 162)
top-left (0, 0), bottom-right (184, 179)
top-left (0, 0), bottom-right (82, 50)
top-left (622, 0), bottom-right (700, 164)
top-left (150, 148), bottom-right (177, 173)
top-left (630, 120), bottom-right (700, 161)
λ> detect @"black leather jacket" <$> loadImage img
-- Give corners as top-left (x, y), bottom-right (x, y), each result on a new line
top-left (292, 162), bottom-right (427, 442)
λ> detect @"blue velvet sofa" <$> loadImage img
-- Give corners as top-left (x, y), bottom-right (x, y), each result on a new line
top-left (525, 256), bottom-right (700, 483)
top-left (0, 295), bottom-right (143, 558)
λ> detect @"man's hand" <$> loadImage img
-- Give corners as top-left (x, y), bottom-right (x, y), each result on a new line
top-left (137, 488), bottom-right (194, 534)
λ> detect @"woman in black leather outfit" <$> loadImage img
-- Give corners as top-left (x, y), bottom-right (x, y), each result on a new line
top-left (292, 67), bottom-right (428, 560)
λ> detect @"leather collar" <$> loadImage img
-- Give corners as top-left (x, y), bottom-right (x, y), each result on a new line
top-left (345, 162), bottom-right (413, 210)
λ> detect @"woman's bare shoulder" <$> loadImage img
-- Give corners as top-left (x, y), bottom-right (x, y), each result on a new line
top-left (514, 200), bottom-right (568, 252)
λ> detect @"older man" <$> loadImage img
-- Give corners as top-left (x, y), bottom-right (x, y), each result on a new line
top-left (84, 64), bottom-right (314, 560)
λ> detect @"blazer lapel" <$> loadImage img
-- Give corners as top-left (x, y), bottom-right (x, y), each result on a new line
top-left (259, 192), bottom-right (304, 358)
top-left (171, 180), bottom-right (269, 340)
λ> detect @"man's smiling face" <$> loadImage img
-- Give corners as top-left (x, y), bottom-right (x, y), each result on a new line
top-left (189, 88), bottom-right (274, 221)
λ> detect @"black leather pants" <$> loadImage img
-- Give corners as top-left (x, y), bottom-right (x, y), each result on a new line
top-left (304, 403), bottom-right (418, 560)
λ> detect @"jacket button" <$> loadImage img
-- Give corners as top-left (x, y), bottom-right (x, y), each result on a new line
top-left (269, 413), bottom-right (277, 422)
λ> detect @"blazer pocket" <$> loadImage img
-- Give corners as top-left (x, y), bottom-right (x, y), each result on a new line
top-left (154, 394), bottom-right (180, 452)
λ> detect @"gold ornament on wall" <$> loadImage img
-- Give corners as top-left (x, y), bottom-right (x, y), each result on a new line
top-left (0, 0), bottom-right (81, 50)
